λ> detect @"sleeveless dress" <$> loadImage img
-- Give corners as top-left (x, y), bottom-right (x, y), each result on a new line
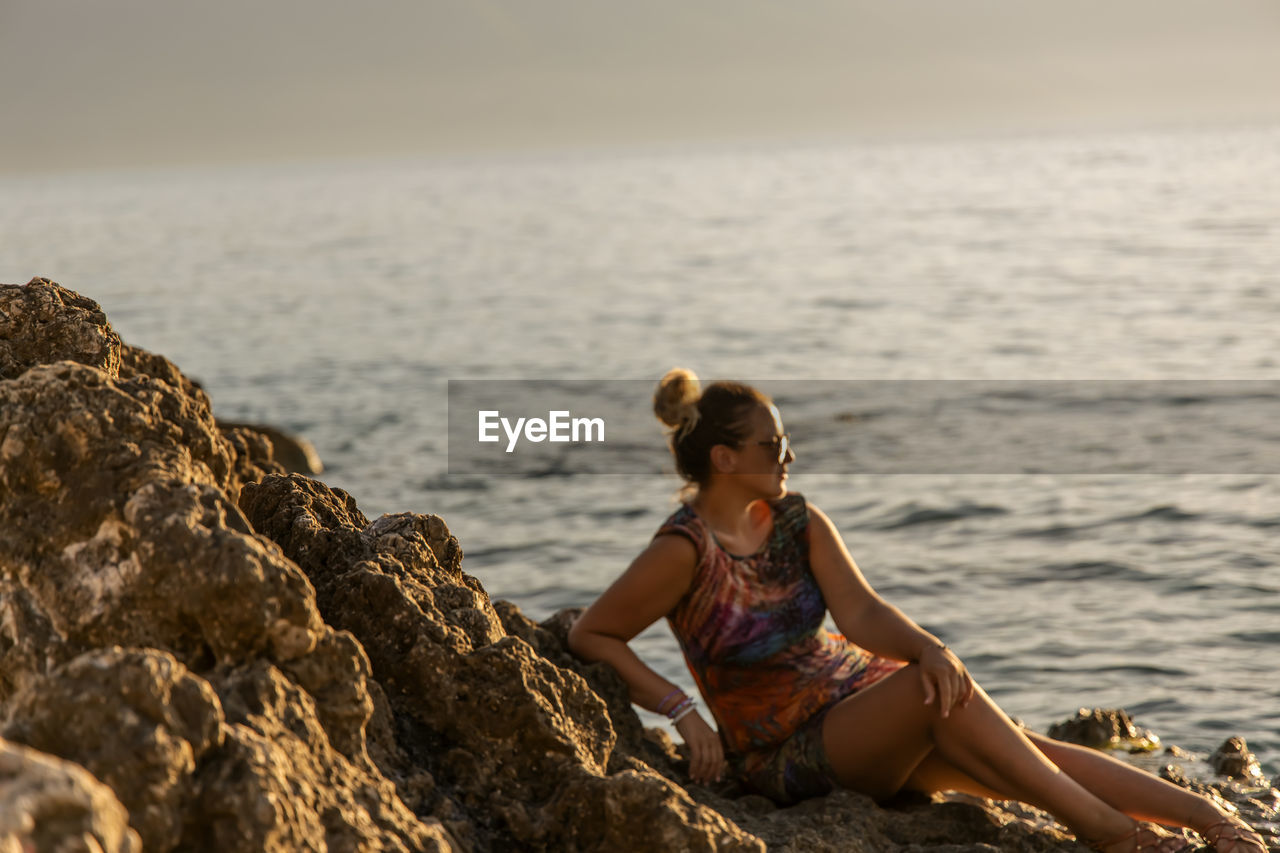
top-left (653, 491), bottom-right (904, 804)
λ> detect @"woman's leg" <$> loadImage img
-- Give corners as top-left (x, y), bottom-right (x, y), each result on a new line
top-left (902, 734), bottom-right (1225, 832)
top-left (1025, 733), bottom-right (1224, 832)
top-left (821, 665), bottom-right (1139, 844)
top-left (903, 752), bottom-right (1006, 800)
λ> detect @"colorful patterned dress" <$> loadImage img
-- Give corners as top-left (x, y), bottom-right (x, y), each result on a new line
top-left (653, 491), bottom-right (904, 803)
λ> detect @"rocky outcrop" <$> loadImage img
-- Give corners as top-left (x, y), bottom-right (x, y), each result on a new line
top-left (0, 278), bottom-right (123, 381)
top-left (3, 648), bottom-right (220, 850)
top-left (219, 420), bottom-right (323, 475)
top-left (236, 474), bottom-right (757, 851)
top-left (1047, 720), bottom-right (1279, 850)
top-left (0, 736), bottom-right (140, 852)
top-left (1047, 707), bottom-right (1161, 753)
top-left (1209, 736), bottom-right (1266, 783)
top-left (0, 279), bottom-right (454, 851)
top-left (1, 277), bottom-right (1276, 851)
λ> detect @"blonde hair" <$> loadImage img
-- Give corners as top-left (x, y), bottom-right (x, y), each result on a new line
top-left (652, 368), bottom-right (772, 498)
top-left (653, 367), bottom-right (702, 439)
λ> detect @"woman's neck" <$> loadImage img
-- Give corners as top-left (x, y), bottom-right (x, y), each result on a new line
top-left (688, 485), bottom-right (772, 539)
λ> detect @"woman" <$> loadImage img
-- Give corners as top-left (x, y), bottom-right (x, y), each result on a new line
top-left (567, 369), bottom-right (1267, 853)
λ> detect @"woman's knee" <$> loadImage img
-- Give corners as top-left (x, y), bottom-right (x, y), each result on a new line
top-left (875, 663), bottom-right (946, 719)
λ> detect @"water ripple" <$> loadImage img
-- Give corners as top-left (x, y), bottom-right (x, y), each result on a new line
top-left (863, 501), bottom-right (1009, 530)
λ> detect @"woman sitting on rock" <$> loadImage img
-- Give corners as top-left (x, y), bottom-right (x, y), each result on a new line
top-left (568, 369), bottom-right (1267, 853)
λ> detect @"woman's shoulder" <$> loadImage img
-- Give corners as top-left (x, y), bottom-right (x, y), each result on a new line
top-left (772, 490), bottom-right (809, 518)
top-left (773, 490), bottom-right (806, 508)
top-left (769, 491), bottom-right (811, 540)
top-left (652, 501), bottom-right (706, 545)
top-left (655, 499), bottom-right (697, 528)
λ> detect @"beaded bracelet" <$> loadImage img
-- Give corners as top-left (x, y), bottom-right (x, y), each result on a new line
top-left (671, 701), bottom-right (697, 726)
top-left (666, 696), bottom-right (694, 719)
top-left (655, 689), bottom-right (684, 715)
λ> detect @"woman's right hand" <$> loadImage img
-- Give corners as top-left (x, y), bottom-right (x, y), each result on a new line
top-left (918, 643), bottom-right (974, 718)
top-left (674, 711), bottom-right (725, 785)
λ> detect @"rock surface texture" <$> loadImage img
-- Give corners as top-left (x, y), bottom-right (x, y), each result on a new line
top-left (1, 278), bottom-right (1276, 851)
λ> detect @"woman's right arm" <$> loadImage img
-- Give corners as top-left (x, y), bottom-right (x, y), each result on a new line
top-left (566, 532), bottom-right (698, 712)
top-left (567, 532), bottom-right (726, 784)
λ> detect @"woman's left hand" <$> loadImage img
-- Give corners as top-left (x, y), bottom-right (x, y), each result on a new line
top-left (675, 711), bottom-right (726, 784)
top-left (918, 644), bottom-right (974, 718)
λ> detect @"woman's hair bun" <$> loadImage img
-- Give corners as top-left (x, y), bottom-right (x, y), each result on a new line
top-left (653, 368), bottom-right (701, 434)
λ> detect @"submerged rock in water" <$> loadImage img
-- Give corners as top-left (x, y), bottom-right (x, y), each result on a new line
top-left (1210, 736), bottom-right (1266, 782)
top-left (2, 277), bottom-right (1277, 851)
top-left (1047, 707), bottom-right (1161, 753)
top-left (218, 420), bottom-right (324, 475)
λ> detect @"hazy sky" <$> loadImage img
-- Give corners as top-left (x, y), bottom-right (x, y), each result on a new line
top-left (2, 0), bottom-right (1278, 172)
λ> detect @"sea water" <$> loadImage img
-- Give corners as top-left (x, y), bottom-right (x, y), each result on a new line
top-left (3, 124), bottom-right (1277, 773)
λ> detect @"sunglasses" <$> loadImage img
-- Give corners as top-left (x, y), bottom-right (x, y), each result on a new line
top-left (745, 433), bottom-right (791, 465)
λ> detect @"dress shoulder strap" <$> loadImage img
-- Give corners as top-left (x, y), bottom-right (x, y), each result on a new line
top-left (772, 492), bottom-right (810, 545)
top-left (652, 503), bottom-right (708, 560)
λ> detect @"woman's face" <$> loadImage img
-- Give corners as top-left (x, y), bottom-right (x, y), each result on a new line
top-left (733, 403), bottom-right (794, 496)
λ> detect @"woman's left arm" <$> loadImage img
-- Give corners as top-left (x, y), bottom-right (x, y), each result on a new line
top-left (807, 503), bottom-right (974, 715)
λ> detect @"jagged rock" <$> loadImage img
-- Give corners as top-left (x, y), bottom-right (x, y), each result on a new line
top-left (3, 642), bottom-right (446, 850)
top-left (239, 473), bottom-right (765, 851)
top-left (0, 278), bottom-right (122, 381)
top-left (0, 424), bottom-right (324, 690)
top-left (0, 280), bottom-right (453, 850)
top-left (0, 278), bottom-right (295, 500)
top-left (118, 342), bottom-right (212, 409)
top-left (2, 647), bottom-right (222, 851)
top-left (540, 768), bottom-right (765, 851)
top-left (0, 360), bottom-right (236, 548)
top-left (0, 580), bottom-right (60, 706)
top-left (1210, 736), bottom-right (1265, 782)
top-left (198, 659), bottom-right (455, 853)
top-left (219, 423), bottom-right (288, 487)
top-left (1046, 708), bottom-right (1160, 753)
top-left (505, 604), bottom-right (685, 779)
top-left (0, 736), bottom-right (141, 853)
top-left (219, 420), bottom-right (323, 475)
